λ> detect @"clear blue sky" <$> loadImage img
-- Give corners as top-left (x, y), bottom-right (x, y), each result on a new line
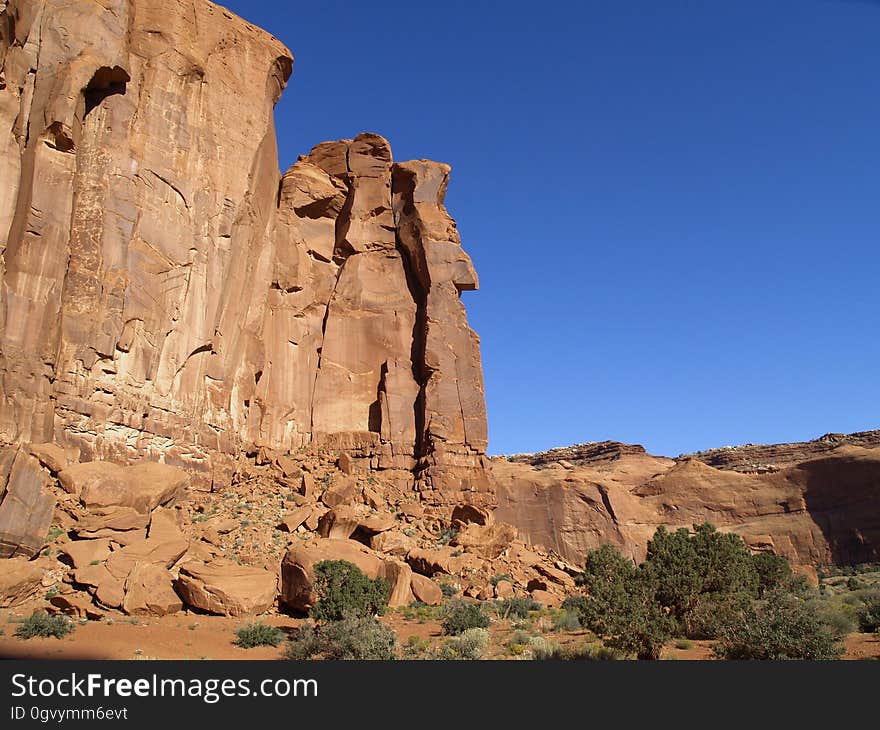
top-left (224, 0), bottom-right (880, 457)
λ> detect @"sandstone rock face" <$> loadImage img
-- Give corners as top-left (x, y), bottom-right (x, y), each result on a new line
top-left (0, 0), bottom-right (492, 506)
top-left (0, 447), bottom-right (54, 556)
top-left (494, 439), bottom-right (880, 570)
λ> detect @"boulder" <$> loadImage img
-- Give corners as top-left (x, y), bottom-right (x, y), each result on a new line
top-left (452, 503), bottom-right (494, 526)
top-left (451, 521), bottom-right (518, 560)
top-left (74, 507), bottom-right (150, 542)
top-left (321, 477), bottom-right (359, 508)
top-left (27, 443), bottom-right (79, 473)
top-left (405, 546), bottom-right (481, 577)
top-left (175, 560), bottom-right (277, 616)
top-left (277, 506), bottom-right (313, 533)
top-left (104, 537), bottom-right (189, 580)
top-left (60, 539), bottom-right (113, 569)
top-left (0, 448), bottom-right (56, 558)
top-left (0, 557), bottom-right (44, 607)
top-left (530, 589), bottom-right (561, 608)
top-left (60, 462), bottom-right (189, 513)
top-left (280, 538), bottom-right (413, 612)
top-left (370, 530), bottom-right (416, 557)
top-left (50, 590), bottom-right (104, 620)
top-left (410, 573), bottom-right (443, 606)
top-left (123, 563), bottom-right (182, 616)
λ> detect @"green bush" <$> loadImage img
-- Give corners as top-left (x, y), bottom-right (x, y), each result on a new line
top-left (686, 591), bottom-right (752, 639)
top-left (674, 638), bottom-right (694, 650)
top-left (857, 592), bottom-right (880, 633)
top-left (715, 590), bottom-right (844, 660)
top-left (437, 628), bottom-right (489, 660)
top-left (441, 599), bottom-right (490, 635)
top-left (234, 622), bottom-right (285, 648)
top-left (494, 597), bottom-right (541, 619)
top-left (531, 641), bottom-right (617, 661)
top-left (551, 610), bottom-right (581, 632)
top-left (309, 560), bottom-right (390, 622)
top-left (752, 552), bottom-right (793, 597)
top-left (14, 612), bottom-right (75, 640)
top-left (285, 615), bottom-right (397, 660)
top-left (439, 582), bottom-right (458, 598)
top-left (570, 544), bottom-right (674, 660)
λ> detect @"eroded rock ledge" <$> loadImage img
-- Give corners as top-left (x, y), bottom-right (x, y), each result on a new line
top-left (0, 0), bottom-right (491, 505)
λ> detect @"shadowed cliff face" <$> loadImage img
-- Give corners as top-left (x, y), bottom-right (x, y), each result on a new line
top-left (0, 0), bottom-right (491, 504)
top-left (493, 437), bottom-right (880, 570)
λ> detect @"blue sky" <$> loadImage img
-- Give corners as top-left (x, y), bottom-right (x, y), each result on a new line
top-left (224, 0), bottom-right (880, 457)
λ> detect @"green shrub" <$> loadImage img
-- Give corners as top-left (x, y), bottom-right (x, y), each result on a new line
top-left (437, 628), bottom-right (489, 660)
top-left (674, 638), bottom-right (694, 650)
top-left (441, 599), bottom-right (490, 635)
top-left (551, 610), bottom-right (581, 633)
top-left (572, 544), bottom-right (674, 660)
top-left (491, 574), bottom-right (512, 587)
top-left (752, 552), bottom-right (793, 597)
top-left (531, 641), bottom-right (618, 661)
top-left (686, 591), bottom-right (752, 639)
top-left (857, 592), bottom-right (880, 633)
top-left (715, 590), bottom-right (844, 660)
top-left (285, 615), bottom-right (397, 660)
top-left (439, 582), bottom-right (458, 598)
top-left (309, 560), bottom-right (390, 622)
top-left (14, 612), bottom-right (75, 640)
top-left (495, 597), bottom-right (541, 619)
top-left (234, 622), bottom-right (285, 648)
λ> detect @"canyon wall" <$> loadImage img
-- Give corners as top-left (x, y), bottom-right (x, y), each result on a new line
top-left (0, 0), bottom-right (491, 504)
top-left (494, 435), bottom-right (880, 571)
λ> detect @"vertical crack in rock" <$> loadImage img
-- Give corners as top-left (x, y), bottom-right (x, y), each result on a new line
top-left (0, 0), bottom-right (493, 505)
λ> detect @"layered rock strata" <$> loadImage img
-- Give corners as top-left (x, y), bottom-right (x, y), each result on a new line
top-left (0, 0), bottom-right (491, 504)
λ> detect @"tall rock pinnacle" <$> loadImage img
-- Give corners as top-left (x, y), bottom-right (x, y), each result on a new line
top-left (0, 0), bottom-right (492, 504)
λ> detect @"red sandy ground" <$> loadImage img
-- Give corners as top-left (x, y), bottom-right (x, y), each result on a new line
top-left (1, 603), bottom-right (877, 661)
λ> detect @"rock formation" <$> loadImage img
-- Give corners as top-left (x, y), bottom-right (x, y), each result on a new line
top-left (0, 0), bottom-right (491, 505)
top-left (494, 433), bottom-right (880, 572)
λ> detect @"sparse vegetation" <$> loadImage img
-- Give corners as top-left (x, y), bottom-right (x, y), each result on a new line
top-left (309, 560), bottom-right (390, 622)
top-left (441, 599), bottom-right (490, 635)
top-left (494, 597), bottom-right (541, 619)
top-left (439, 582), bottom-right (458, 598)
top-left (715, 589), bottom-right (844, 660)
top-left (551, 609), bottom-right (581, 632)
top-left (15, 612), bottom-right (75, 640)
top-left (284, 615), bottom-right (397, 660)
top-left (437, 628), bottom-right (489, 660)
top-left (234, 621), bottom-right (285, 649)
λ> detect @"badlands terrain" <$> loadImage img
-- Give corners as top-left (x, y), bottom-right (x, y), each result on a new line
top-left (0, 0), bottom-right (877, 659)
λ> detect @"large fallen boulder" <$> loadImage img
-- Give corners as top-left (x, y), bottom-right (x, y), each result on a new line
top-left (405, 546), bottom-right (482, 577)
top-left (174, 560), bottom-right (278, 616)
top-left (122, 563), bottom-right (183, 616)
top-left (280, 538), bottom-right (414, 613)
top-left (59, 461), bottom-right (189, 514)
top-left (0, 557), bottom-right (45, 607)
top-left (105, 536), bottom-right (189, 580)
top-left (0, 448), bottom-right (56, 558)
top-left (451, 521), bottom-right (518, 560)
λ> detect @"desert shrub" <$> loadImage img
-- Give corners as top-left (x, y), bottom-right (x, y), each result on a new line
top-left (551, 610), bottom-right (581, 633)
top-left (439, 582), bottom-right (458, 598)
top-left (531, 641), bottom-right (618, 661)
top-left (857, 592), bottom-right (880, 633)
top-left (491, 574), bottom-right (512, 586)
top-left (14, 612), bottom-right (75, 640)
top-left (436, 628), bottom-right (489, 660)
top-left (572, 544), bottom-right (674, 660)
top-left (234, 621), bottom-right (285, 648)
top-left (641, 523), bottom-right (761, 632)
top-left (309, 560), bottom-right (390, 622)
top-left (752, 552), bottom-right (793, 597)
top-left (715, 590), bottom-right (844, 660)
top-left (285, 615), bottom-right (397, 660)
top-left (495, 597), bottom-right (541, 619)
top-left (674, 638), bottom-right (694, 650)
top-left (441, 599), bottom-right (490, 635)
top-left (686, 591), bottom-right (752, 639)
